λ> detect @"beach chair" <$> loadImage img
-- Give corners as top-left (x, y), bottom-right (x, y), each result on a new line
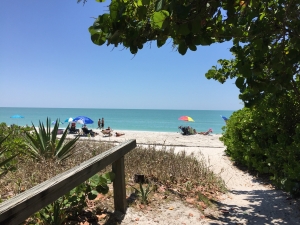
top-left (178, 126), bottom-right (190, 135)
top-left (69, 123), bottom-right (79, 134)
top-left (82, 127), bottom-right (97, 137)
top-left (178, 126), bottom-right (196, 135)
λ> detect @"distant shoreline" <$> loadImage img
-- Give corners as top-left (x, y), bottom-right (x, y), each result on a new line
top-left (1, 108), bottom-right (230, 134)
top-left (63, 129), bottom-right (223, 149)
top-left (0, 107), bottom-right (238, 111)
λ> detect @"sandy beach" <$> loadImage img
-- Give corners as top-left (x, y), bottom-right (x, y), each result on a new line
top-left (65, 129), bottom-right (300, 224)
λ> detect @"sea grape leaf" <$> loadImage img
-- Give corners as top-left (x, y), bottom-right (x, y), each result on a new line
top-left (102, 171), bottom-right (115, 183)
top-left (96, 184), bottom-right (109, 194)
top-left (235, 77), bottom-right (245, 89)
top-left (188, 44), bottom-right (197, 51)
top-left (151, 10), bottom-right (170, 29)
top-left (178, 42), bottom-right (188, 55)
top-left (91, 33), bottom-right (106, 45)
top-left (109, 1), bottom-right (119, 20)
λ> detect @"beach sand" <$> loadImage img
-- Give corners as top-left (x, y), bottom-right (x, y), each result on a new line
top-left (65, 129), bottom-right (300, 224)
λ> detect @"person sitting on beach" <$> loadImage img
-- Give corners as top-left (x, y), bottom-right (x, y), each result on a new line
top-left (115, 132), bottom-right (125, 137)
top-left (101, 126), bottom-right (113, 136)
top-left (102, 130), bottom-right (112, 136)
top-left (179, 126), bottom-right (196, 135)
top-left (198, 128), bottom-right (213, 135)
top-left (69, 122), bottom-right (79, 133)
top-left (82, 124), bottom-right (98, 136)
top-left (187, 126), bottom-right (197, 135)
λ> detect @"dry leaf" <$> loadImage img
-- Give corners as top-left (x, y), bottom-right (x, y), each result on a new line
top-left (97, 214), bottom-right (107, 220)
top-left (198, 202), bottom-right (207, 209)
top-left (158, 186), bottom-right (166, 192)
top-left (186, 198), bottom-right (195, 204)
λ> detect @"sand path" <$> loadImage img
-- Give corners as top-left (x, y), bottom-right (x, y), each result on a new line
top-left (68, 129), bottom-right (300, 224)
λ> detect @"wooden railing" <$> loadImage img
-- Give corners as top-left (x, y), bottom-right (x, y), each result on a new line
top-left (0, 139), bottom-right (137, 225)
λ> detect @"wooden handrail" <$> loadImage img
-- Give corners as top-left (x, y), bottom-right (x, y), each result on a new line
top-left (0, 139), bottom-right (136, 225)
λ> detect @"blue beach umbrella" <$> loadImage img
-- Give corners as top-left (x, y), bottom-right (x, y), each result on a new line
top-left (221, 115), bottom-right (228, 122)
top-left (10, 114), bottom-right (24, 119)
top-left (73, 116), bottom-right (94, 125)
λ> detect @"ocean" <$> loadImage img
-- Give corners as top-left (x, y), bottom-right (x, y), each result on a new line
top-left (0, 108), bottom-right (235, 134)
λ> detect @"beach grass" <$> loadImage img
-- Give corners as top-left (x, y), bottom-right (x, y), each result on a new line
top-left (0, 139), bottom-right (226, 223)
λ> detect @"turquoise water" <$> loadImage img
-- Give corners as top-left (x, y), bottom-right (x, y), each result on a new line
top-left (0, 108), bottom-right (235, 134)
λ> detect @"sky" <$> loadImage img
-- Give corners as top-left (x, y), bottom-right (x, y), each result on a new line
top-left (0, 1), bottom-right (243, 110)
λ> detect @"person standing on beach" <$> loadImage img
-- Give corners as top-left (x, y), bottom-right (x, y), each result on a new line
top-left (97, 119), bottom-right (101, 129)
top-left (101, 118), bottom-right (104, 128)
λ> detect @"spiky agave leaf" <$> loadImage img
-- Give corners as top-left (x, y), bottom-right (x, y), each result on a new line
top-left (24, 118), bottom-right (80, 161)
top-left (55, 122), bottom-right (70, 151)
top-left (51, 118), bottom-right (60, 143)
top-left (55, 124), bottom-right (80, 161)
top-left (24, 129), bottom-right (44, 160)
top-left (24, 122), bottom-right (48, 160)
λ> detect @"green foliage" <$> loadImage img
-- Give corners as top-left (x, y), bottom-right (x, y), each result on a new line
top-left (204, 0), bottom-right (300, 106)
top-left (130, 182), bottom-right (153, 204)
top-left (81, 0), bottom-right (300, 106)
top-left (36, 172), bottom-right (115, 224)
top-left (37, 200), bottom-right (67, 225)
top-left (0, 123), bottom-right (35, 178)
top-left (151, 10), bottom-right (169, 29)
top-left (0, 134), bottom-right (20, 177)
top-left (24, 118), bottom-right (79, 161)
top-left (222, 91), bottom-right (300, 196)
top-left (0, 122), bottom-right (31, 154)
top-left (82, 1), bottom-right (300, 193)
top-left (86, 0), bottom-right (222, 54)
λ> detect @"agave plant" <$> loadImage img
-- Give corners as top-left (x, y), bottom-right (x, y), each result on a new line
top-left (0, 134), bottom-right (19, 177)
top-left (24, 118), bottom-right (79, 161)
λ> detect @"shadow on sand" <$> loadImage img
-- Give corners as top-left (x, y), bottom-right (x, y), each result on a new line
top-left (208, 188), bottom-right (300, 225)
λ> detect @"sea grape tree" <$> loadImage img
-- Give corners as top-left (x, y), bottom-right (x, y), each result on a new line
top-left (79, 0), bottom-right (300, 106)
top-left (77, 0), bottom-right (300, 194)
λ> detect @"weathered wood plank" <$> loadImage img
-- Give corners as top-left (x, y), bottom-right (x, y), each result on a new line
top-left (112, 156), bottom-right (127, 213)
top-left (0, 139), bottom-right (136, 225)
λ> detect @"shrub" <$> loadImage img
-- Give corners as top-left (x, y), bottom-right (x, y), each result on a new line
top-left (222, 92), bottom-right (300, 195)
top-left (0, 123), bottom-right (31, 155)
top-left (0, 134), bottom-right (20, 178)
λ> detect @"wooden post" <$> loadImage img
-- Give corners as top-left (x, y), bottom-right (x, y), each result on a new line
top-left (112, 156), bottom-right (127, 213)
